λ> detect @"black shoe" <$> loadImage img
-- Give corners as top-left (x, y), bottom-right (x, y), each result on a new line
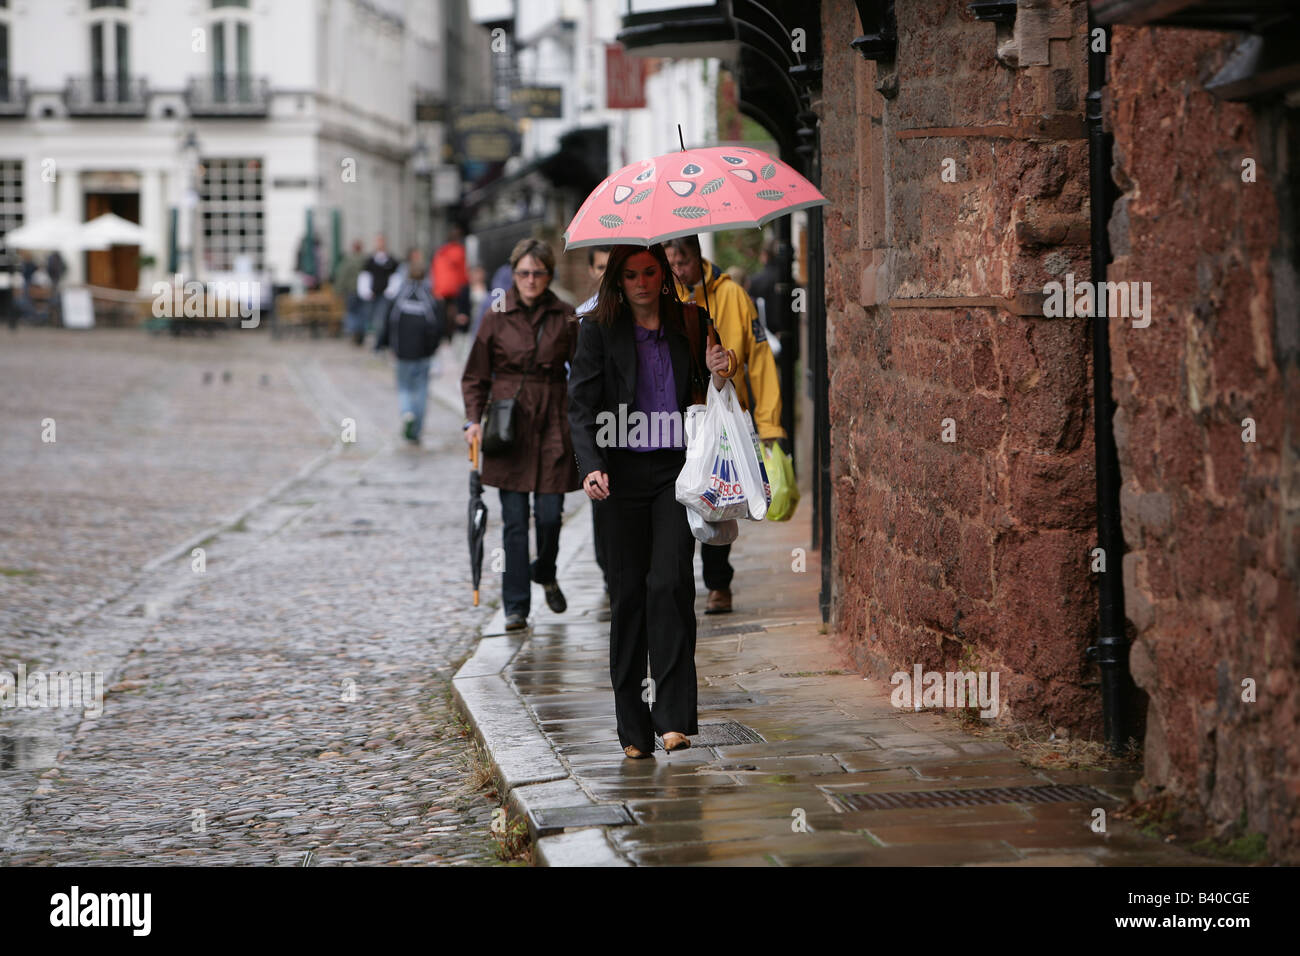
top-left (541, 581), bottom-right (567, 614)
top-left (402, 413), bottom-right (417, 442)
top-left (504, 613), bottom-right (528, 632)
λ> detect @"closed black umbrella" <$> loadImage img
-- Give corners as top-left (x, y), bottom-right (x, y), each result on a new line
top-left (468, 436), bottom-right (488, 606)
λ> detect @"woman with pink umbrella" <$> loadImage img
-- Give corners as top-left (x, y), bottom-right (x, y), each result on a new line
top-left (567, 243), bottom-right (734, 759)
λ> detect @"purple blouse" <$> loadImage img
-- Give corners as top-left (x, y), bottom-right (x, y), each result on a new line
top-left (630, 323), bottom-right (682, 452)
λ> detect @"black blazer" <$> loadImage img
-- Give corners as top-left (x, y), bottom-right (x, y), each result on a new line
top-left (567, 305), bottom-right (712, 480)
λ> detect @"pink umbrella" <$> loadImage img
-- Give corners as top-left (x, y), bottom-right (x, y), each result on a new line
top-left (563, 145), bottom-right (828, 250)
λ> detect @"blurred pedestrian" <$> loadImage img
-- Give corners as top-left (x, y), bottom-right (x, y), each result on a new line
top-left (461, 238), bottom-right (579, 632)
top-left (574, 245), bottom-right (613, 608)
top-left (432, 223), bottom-right (469, 335)
top-left (749, 238), bottom-right (779, 327)
top-left (567, 243), bottom-right (731, 759)
top-left (19, 251), bottom-right (37, 322)
top-left (665, 234), bottom-right (786, 616)
top-left (45, 249), bottom-right (65, 324)
top-left (469, 260), bottom-right (513, 343)
top-left (575, 245), bottom-right (611, 317)
top-left (358, 235), bottom-right (399, 339)
top-left (334, 239), bottom-right (368, 346)
top-left (376, 249), bottom-right (443, 445)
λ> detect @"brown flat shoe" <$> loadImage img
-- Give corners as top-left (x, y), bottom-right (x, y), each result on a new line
top-left (624, 745), bottom-right (651, 759)
top-left (662, 732), bottom-right (691, 752)
top-left (705, 589), bottom-right (732, 614)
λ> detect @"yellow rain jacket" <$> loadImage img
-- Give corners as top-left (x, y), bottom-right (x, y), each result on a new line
top-left (673, 259), bottom-right (786, 441)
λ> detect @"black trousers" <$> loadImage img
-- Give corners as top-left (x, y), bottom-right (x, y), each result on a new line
top-left (600, 448), bottom-right (698, 753)
top-left (701, 542), bottom-right (734, 591)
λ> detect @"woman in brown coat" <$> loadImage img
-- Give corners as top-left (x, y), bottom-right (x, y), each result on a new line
top-left (462, 238), bottom-right (580, 631)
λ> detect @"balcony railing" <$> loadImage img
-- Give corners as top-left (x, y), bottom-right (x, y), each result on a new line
top-left (63, 75), bottom-right (149, 116)
top-left (185, 75), bottom-right (270, 117)
top-left (0, 77), bottom-right (28, 116)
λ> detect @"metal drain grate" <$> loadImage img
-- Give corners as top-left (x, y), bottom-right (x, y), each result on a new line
top-left (669, 720), bottom-right (765, 747)
top-left (699, 623), bottom-right (768, 637)
top-left (530, 805), bottom-right (633, 837)
top-left (829, 784), bottom-right (1111, 812)
top-left (698, 693), bottom-right (758, 711)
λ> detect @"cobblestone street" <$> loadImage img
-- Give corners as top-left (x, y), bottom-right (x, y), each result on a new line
top-left (0, 329), bottom-right (508, 865)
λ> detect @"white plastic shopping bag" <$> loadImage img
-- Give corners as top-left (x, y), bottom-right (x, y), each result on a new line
top-left (687, 506), bottom-right (739, 545)
top-left (675, 380), bottom-right (770, 521)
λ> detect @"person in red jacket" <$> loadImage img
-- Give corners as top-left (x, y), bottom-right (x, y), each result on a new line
top-left (431, 223), bottom-right (470, 335)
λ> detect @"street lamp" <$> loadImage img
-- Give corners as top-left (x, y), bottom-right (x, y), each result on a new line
top-left (179, 129), bottom-right (202, 283)
top-left (411, 139), bottom-right (433, 253)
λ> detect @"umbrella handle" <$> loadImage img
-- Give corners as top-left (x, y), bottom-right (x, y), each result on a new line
top-left (469, 434), bottom-right (480, 471)
top-left (706, 323), bottom-right (739, 380)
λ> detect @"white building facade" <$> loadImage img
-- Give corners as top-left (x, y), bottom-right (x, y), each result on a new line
top-left (0, 0), bottom-right (486, 292)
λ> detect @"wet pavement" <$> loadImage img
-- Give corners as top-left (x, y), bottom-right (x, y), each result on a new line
top-left (1, 329), bottom-right (505, 865)
top-left (458, 501), bottom-right (1216, 866)
top-left (2, 328), bottom-right (1216, 867)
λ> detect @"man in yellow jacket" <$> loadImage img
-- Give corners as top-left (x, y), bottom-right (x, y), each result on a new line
top-left (665, 235), bottom-right (786, 615)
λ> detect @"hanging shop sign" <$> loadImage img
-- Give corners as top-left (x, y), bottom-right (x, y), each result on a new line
top-left (454, 110), bottom-right (519, 163)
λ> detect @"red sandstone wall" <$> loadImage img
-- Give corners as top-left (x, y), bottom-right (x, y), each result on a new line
top-left (820, 0), bottom-right (1100, 730)
top-left (1107, 26), bottom-right (1300, 860)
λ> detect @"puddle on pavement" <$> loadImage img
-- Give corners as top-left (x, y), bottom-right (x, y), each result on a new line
top-left (0, 735), bottom-right (60, 770)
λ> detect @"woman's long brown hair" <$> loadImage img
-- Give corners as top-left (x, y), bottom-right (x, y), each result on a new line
top-left (588, 243), bottom-right (685, 331)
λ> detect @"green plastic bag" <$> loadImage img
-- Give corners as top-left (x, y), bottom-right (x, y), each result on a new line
top-left (761, 442), bottom-right (800, 521)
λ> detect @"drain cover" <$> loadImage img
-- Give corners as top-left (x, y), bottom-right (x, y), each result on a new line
top-left (0, 735), bottom-right (60, 770)
top-left (699, 623), bottom-right (768, 637)
top-left (530, 804), bottom-right (633, 836)
top-left (698, 693), bottom-right (758, 711)
top-left (828, 784), bottom-right (1111, 812)
top-left (670, 720), bottom-right (765, 747)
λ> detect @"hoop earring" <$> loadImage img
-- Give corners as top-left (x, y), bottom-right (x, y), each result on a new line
top-left (661, 282), bottom-right (671, 295)
top-left (618, 289), bottom-right (624, 303)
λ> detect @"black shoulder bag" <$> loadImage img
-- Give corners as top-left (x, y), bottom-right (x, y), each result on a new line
top-left (481, 314), bottom-right (547, 457)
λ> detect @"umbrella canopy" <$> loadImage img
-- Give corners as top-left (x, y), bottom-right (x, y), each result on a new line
top-left (80, 213), bottom-right (148, 247)
top-left (467, 438), bottom-right (488, 606)
top-left (563, 146), bottom-right (828, 251)
top-left (4, 217), bottom-right (108, 252)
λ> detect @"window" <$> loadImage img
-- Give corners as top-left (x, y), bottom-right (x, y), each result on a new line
top-left (88, 0), bottom-right (130, 102)
top-left (200, 158), bottom-right (263, 271)
top-left (0, 21), bottom-right (9, 101)
top-left (210, 2), bottom-right (251, 101)
top-left (0, 159), bottom-right (23, 266)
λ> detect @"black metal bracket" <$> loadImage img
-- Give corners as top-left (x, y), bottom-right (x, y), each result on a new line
top-left (851, 0), bottom-right (897, 62)
top-left (968, 1), bottom-right (1018, 26)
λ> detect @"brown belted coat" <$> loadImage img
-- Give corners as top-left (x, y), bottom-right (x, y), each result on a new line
top-left (461, 285), bottom-right (582, 494)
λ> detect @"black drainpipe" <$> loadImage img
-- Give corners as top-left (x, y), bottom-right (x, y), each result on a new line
top-left (1084, 18), bottom-right (1130, 754)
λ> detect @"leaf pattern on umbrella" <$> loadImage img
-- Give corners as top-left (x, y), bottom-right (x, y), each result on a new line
top-left (673, 206), bottom-right (709, 219)
top-left (599, 214), bottom-right (625, 228)
top-left (761, 163), bottom-right (776, 180)
top-left (755, 189), bottom-right (785, 201)
top-left (628, 188), bottom-right (652, 204)
top-left (700, 177), bottom-right (725, 195)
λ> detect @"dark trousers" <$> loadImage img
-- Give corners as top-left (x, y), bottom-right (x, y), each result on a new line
top-left (499, 489), bottom-right (563, 617)
top-left (592, 503), bottom-right (609, 592)
top-left (601, 449), bottom-right (698, 753)
top-left (702, 542), bottom-right (734, 591)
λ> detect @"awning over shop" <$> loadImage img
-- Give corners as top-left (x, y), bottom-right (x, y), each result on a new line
top-left (615, 0), bottom-right (821, 166)
top-left (463, 126), bottom-right (608, 208)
